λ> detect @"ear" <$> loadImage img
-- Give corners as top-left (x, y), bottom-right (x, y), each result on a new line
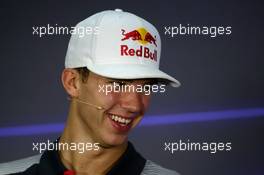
top-left (61, 68), bottom-right (81, 97)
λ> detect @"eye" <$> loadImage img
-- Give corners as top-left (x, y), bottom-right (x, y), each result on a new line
top-left (144, 82), bottom-right (157, 88)
top-left (144, 84), bottom-right (151, 91)
top-left (142, 84), bottom-right (152, 95)
top-left (115, 81), bottom-right (126, 86)
top-left (106, 80), bottom-right (127, 92)
top-left (108, 80), bottom-right (126, 86)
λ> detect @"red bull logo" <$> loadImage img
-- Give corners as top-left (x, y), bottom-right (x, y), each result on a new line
top-left (121, 29), bottom-right (142, 41)
top-left (121, 28), bottom-right (157, 46)
top-left (120, 28), bottom-right (157, 61)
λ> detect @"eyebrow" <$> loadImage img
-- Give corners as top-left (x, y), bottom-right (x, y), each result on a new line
top-left (108, 79), bottom-right (134, 83)
top-left (106, 78), bottom-right (158, 84)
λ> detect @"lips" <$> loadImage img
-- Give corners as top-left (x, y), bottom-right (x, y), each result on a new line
top-left (108, 114), bottom-right (134, 132)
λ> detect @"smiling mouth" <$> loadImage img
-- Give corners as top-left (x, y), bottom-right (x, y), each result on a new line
top-left (110, 114), bottom-right (132, 126)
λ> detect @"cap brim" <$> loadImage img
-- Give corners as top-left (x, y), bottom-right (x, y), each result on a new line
top-left (86, 63), bottom-right (181, 87)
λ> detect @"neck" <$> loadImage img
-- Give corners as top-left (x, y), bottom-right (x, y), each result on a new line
top-left (59, 103), bottom-right (127, 174)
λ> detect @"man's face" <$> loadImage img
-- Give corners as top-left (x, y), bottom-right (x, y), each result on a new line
top-left (76, 72), bottom-right (153, 147)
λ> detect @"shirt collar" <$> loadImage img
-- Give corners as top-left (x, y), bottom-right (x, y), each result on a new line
top-left (38, 141), bottom-right (146, 175)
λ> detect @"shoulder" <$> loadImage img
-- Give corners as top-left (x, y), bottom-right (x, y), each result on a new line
top-left (141, 160), bottom-right (181, 175)
top-left (0, 154), bottom-right (41, 175)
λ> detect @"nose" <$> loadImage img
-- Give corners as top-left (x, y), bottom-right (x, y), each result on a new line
top-left (119, 91), bottom-right (145, 114)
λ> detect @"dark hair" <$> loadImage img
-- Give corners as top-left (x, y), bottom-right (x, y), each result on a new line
top-left (75, 67), bottom-right (90, 83)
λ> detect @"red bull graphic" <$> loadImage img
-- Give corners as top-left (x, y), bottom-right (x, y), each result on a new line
top-left (121, 29), bottom-right (142, 41)
top-left (120, 28), bottom-right (157, 61)
top-left (144, 32), bottom-right (157, 46)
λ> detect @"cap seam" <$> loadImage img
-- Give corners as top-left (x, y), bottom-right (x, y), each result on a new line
top-left (91, 11), bottom-right (108, 64)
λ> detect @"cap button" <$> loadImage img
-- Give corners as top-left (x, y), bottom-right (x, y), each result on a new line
top-left (115, 9), bottom-right (123, 12)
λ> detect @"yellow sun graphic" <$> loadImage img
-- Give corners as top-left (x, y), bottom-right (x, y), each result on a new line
top-left (136, 28), bottom-right (148, 45)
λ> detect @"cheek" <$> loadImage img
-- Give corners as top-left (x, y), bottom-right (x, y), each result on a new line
top-left (99, 92), bottom-right (120, 109)
top-left (142, 95), bottom-right (151, 111)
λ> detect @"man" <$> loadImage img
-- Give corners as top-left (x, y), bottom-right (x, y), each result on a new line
top-left (0, 9), bottom-right (180, 175)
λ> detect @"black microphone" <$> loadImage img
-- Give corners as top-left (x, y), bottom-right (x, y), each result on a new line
top-left (67, 97), bottom-right (104, 110)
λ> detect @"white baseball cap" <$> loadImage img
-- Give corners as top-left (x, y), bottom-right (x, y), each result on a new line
top-left (65, 9), bottom-right (180, 87)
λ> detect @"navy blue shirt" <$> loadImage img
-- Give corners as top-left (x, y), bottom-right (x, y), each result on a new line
top-left (10, 141), bottom-right (146, 175)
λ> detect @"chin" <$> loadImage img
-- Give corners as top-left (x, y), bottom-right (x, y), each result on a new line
top-left (101, 133), bottom-right (128, 147)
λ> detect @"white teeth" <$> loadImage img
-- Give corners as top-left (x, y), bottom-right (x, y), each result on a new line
top-left (125, 119), bottom-right (130, 124)
top-left (110, 115), bottom-right (132, 125)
